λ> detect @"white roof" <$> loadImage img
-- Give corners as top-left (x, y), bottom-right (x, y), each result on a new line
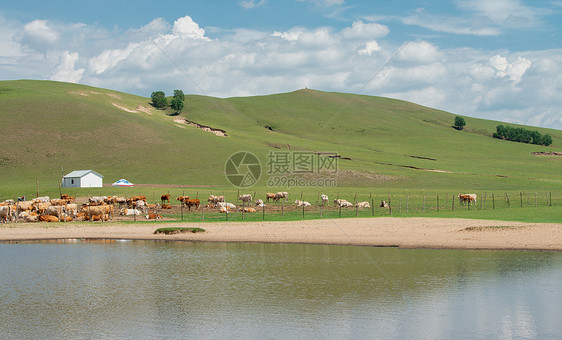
top-left (63, 170), bottom-right (103, 178)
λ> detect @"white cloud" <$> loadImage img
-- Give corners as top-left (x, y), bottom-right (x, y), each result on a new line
top-left (358, 41), bottom-right (381, 55)
top-left (490, 55), bottom-right (532, 84)
top-left (50, 51), bottom-right (85, 83)
top-left (401, 13), bottom-right (501, 36)
top-left (239, 0), bottom-right (266, 9)
top-left (18, 20), bottom-right (59, 53)
top-left (458, 0), bottom-right (541, 27)
top-left (2, 15), bottom-right (562, 130)
top-left (341, 20), bottom-right (389, 39)
top-left (398, 41), bottom-right (442, 63)
top-left (171, 16), bottom-right (207, 40)
top-left (298, 0), bottom-right (345, 7)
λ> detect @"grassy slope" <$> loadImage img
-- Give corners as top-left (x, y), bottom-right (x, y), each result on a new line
top-left (0, 80), bottom-right (561, 201)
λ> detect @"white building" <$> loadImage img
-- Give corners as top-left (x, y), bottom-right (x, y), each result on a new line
top-left (62, 170), bottom-right (103, 188)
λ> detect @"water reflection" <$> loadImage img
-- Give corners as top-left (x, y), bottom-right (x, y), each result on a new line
top-left (1, 240), bottom-right (561, 339)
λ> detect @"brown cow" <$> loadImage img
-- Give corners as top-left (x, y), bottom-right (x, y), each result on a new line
top-left (161, 204), bottom-right (172, 209)
top-left (176, 196), bottom-right (190, 205)
top-left (266, 193), bottom-right (276, 202)
top-left (146, 213), bottom-right (163, 220)
top-left (161, 194), bottom-right (170, 204)
top-left (185, 199), bottom-right (200, 211)
top-left (38, 215), bottom-right (59, 222)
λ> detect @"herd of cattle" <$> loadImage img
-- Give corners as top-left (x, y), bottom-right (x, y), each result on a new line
top-left (0, 192), bottom-right (478, 223)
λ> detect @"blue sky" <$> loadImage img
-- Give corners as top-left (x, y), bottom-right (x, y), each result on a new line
top-left (1, 0), bottom-right (561, 129)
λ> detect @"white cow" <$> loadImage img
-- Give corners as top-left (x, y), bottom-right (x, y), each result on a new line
top-left (294, 200), bottom-right (311, 207)
top-left (320, 194), bottom-right (329, 205)
top-left (239, 194), bottom-right (252, 203)
top-left (356, 201), bottom-right (370, 208)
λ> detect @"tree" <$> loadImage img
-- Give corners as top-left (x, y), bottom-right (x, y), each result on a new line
top-left (151, 91), bottom-right (167, 108)
top-left (454, 116), bottom-right (466, 130)
top-left (173, 89), bottom-right (185, 102)
top-left (171, 96), bottom-right (184, 114)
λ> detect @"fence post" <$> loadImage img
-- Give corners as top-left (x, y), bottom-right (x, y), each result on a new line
top-left (371, 198), bottom-right (374, 216)
top-left (505, 193), bottom-right (510, 208)
top-left (262, 203), bottom-right (265, 220)
top-left (480, 193), bottom-right (483, 210)
top-left (423, 195), bottom-right (426, 212)
top-left (550, 192), bottom-right (552, 207)
top-left (355, 205), bottom-right (358, 217)
top-left (535, 192), bottom-right (537, 208)
top-left (339, 205), bottom-right (341, 218)
top-left (242, 201), bottom-right (245, 220)
top-left (181, 202), bottom-right (184, 221)
top-left (520, 192), bottom-right (523, 207)
top-left (452, 195), bottom-right (455, 211)
top-left (492, 193), bottom-right (495, 209)
top-left (281, 201), bottom-right (284, 219)
top-left (407, 194), bottom-right (409, 213)
top-left (437, 195), bottom-right (439, 212)
top-left (202, 204), bottom-right (204, 221)
top-left (303, 204), bottom-right (305, 219)
top-left (388, 199), bottom-right (392, 215)
top-left (399, 197), bottom-right (402, 213)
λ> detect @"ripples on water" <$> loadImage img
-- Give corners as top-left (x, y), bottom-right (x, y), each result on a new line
top-left (1, 240), bottom-right (561, 339)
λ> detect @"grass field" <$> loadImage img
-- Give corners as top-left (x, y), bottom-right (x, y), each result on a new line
top-left (1, 79), bottom-right (561, 205)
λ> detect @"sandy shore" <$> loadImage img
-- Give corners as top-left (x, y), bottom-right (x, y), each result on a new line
top-left (1, 217), bottom-right (561, 251)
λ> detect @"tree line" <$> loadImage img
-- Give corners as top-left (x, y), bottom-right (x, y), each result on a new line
top-left (151, 89), bottom-right (185, 114)
top-left (493, 124), bottom-right (552, 146)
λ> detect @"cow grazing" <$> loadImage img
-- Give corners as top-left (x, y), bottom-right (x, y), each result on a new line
top-left (185, 199), bottom-right (200, 211)
top-left (239, 194), bottom-right (252, 203)
top-left (380, 201), bottom-right (388, 208)
top-left (88, 196), bottom-right (107, 205)
top-left (176, 196), bottom-right (190, 205)
top-left (33, 196), bottom-right (50, 204)
top-left (146, 213), bottom-right (163, 220)
top-left (356, 201), bottom-right (370, 208)
top-left (60, 194), bottom-right (75, 202)
top-left (16, 201), bottom-right (34, 212)
top-left (208, 195), bottom-right (225, 204)
top-left (50, 199), bottom-right (66, 206)
top-left (458, 194), bottom-right (477, 206)
top-left (161, 194), bottom-right (171, 204)
top-left (320, 194), bottom-right (329, 205)
top-left (45, 206), bottom-right (65, 217)
top-left (0, 205), bottom-right (16, 223)
top-left (274, 192), bottom-right (288, 202)
top-left (33, 202), bottom-right (52, 214)
top-left (266, 193), bottom-right (276, 202)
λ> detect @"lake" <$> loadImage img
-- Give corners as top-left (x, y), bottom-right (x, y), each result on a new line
top-left (1, 240), bottom-right (561, 339)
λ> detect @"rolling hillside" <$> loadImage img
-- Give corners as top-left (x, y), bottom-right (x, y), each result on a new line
top-left (0, 79), bottom-right (561, 197)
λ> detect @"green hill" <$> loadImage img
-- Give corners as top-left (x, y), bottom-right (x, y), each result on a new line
top-left (0, 79), bottom-right (561, 198)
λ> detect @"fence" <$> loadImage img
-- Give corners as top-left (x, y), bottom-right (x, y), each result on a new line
top-left (1, 191), bottom-right (561, 224)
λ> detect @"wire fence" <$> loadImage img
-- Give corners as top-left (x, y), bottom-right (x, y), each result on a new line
top-left (1, 191), bottom-right (560, 224)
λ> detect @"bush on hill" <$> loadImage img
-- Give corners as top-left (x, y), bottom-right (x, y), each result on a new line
top-left (151, 91), bottom-right (167, 108)
top-left (493, 124), bottom-right (552, 146)
top-left (453, 116), bottom-right (466, 130)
